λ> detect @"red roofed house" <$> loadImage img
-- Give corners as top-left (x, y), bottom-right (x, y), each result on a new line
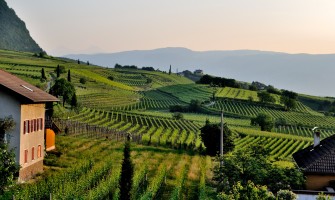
top-left (0, 69), bottom-right (59, 181)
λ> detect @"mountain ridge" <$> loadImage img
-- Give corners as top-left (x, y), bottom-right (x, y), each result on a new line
top-left (65, 47), bottom-right (335, 97)
top-left (0, 0), bottom-right (42, 53)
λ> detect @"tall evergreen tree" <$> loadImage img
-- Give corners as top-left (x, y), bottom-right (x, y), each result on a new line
top-left (67, 69), bottom-right (71, 82)
top-left (70, 93), bottom-right (77, 108)
top-left (56, 65), bottom-right (60, 78)
top-left (119, 136), bottom-right (133, 200)
top-left (41, 68), bottom-right (46, 80)
top-left (169, 65), bottom-right (171, 75)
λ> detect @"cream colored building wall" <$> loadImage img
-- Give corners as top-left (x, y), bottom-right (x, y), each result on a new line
top-left (0, 90), bottom-right (21, 162)
top-left (20, 104), bottom-right (45, 167)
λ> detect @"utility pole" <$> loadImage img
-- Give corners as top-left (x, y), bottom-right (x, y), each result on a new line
top-left (220, 109), bottom-right (224, 167)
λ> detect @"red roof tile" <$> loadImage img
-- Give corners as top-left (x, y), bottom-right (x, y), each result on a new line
top-left (0, 69), bottom-right (59, 103)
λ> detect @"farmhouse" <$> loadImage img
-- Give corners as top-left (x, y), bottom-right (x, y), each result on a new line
top-left (293, 129), bottom-right (335, 190)
top-left (0, 69), bottom-right (59, 181)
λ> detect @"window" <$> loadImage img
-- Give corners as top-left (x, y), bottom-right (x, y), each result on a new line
top-left (27, 120), bottom-right (30, 133)
top-left (24, 121), bottom-right (27, 134)
top-left (37, 145), bottom-right (42, 158)
top-left (37, 119), bottom-right (39, 131)
top-left (30, 120), bottom-right (33, 133)
top-left (32, 147), bottom-right (35, 160)
top-left (24, 150), bottom-right (28, 163)
top-left (40, 118), bottom-right (43, 130)
top-left (34, 119), bottom-right (37, 132)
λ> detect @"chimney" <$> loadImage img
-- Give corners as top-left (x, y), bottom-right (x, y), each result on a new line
top-left (312, 127), bottom-right (320, 147)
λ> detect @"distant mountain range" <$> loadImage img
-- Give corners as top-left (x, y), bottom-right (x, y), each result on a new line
top-left (66, 47), bottom-right (335, 97)
top-left (0, 0), bottom-right (42, 53)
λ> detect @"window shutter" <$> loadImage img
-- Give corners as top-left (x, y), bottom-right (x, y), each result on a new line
top-left (32, 147), bottom-right (35, 160)
top-left (24, 121), bottom-right (26, 134)
top-left (34, 119), bottom-right (37, 132)
top-left (30, 120), bottom-right (33, 133)
top-left (24, 150), bottom-right (28, 163)
top-left (40, 118), bottom-right (43, 130)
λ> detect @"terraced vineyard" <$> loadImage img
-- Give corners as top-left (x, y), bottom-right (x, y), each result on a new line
top-left (64, 107), bottom-right (204, 150)
top-left (158, 84), bottom-right (214, 103)
top-left (208, 99), bottom-right (333, 128)
top-left (14, 136), bottom-right (214, 199)
top-left (2, 49), bottom-right (335, 199)
top-left (215, 86), bottom-right (280, 104)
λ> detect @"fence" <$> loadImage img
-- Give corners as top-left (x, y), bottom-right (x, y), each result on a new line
top-left (52, 118), bottom-right (142, 143)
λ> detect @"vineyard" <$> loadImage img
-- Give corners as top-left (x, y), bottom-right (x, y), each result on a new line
top-left (1, 49), bottom-right (335, 199)
top-left (14, 136), bottom-right (214, 200)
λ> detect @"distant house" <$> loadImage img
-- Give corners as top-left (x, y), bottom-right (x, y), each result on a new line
top-left (194, 69), bottom-right (203, 75)
top-left (293, 129), bottom-right (335, 190)
top-left (0, 70), bottom-right (59, 181)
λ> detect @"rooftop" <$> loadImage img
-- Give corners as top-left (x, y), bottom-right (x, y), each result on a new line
top-left (0, 69), bottom-right (59, 103)
top-left (293, 134), bottom-right (335, 175)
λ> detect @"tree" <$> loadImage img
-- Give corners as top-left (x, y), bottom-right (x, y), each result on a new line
top-left (251, 113), bottom-right (274, 131)
top-left (70, 93), bottom-right (78, 108)
top-left (218, 181), bottom-right (275, 200)
top-left (189, 99), bottom-right (201, 112)
top-left (281, 90), bottom-right (298, 100)
top-left (200, 121), bottom-right (234, 156)
top-left (79, 77), bottom-right (86, 84)
top-left (67, 70), bottom-right (71, 82)
top-left (169, 65), bottom-right (171, 75)
top-left (50, 78), bottom-right (75, 107)
top-left (275, 117), bottom-right (287, 127)
top-left (214, 143), bottom-right (304, 195)
top-left (119, 136), bottom-right (133, 200)
top-left (87, 61), bottom-right (90, 65)
top-left (0, 116), bottom-right (15, 143)
top-left (258, 91), bottom-right (276, 104)
top-left (0, 116), bottom-right (19, 194)
top-left (41, 68), bottom-right (46, 81)
top-left (280, 96), bottom-right (297, 111)
top-left (55, 65), bottom-right (66, 78)
top-left (248, 84), bottom-right (258, 91)
top-left (172, 112), bottom-right (184, 120)
top-left (276, 190), bottom-right (297, 200)
top-left (267, 85), bottom-right (281, 95)
top-left (56, 65), bottom-right (60, 78)
top-left (77, 59), bottom-right (80, 64)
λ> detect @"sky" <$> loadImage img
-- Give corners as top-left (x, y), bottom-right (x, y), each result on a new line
top-left (5, 0), bottom-right (335, 56)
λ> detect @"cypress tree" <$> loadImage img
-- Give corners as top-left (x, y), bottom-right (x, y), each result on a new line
top-left (169, 65), bottom-right (172, 75)
top-left (119, 136), bottom-right (133, 200)
top-left (41, 68), bottom-right (46, 80)
top-left (67, 69), bottom-right (71, 82)
top-left (70, 93), bottom-right (77, 108)
top-left (56, 65), bottom-right (60, 78)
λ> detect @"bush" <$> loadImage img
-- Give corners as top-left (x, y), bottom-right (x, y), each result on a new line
top-left (276, 190), bottom-right (297, 200)
top-left (79, 77), bottom-right (87, 84)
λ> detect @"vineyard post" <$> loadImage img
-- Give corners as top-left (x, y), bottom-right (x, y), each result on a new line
top-left (220, 109), bottom-right (224, 167)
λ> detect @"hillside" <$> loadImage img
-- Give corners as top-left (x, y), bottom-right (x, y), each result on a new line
top-left (0, 0), bottom-right (42, 53)
top-left (2, 49), bottom-right (335, 198)
top-left (66, 47), bottom-right (335, 97)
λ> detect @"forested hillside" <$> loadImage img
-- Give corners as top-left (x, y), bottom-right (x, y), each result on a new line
top-left (0, 0), bottom-right (42, 53)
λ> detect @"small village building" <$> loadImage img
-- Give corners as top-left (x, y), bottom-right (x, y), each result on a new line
top-left (293, 129), bottom-right (335, 191)
top-left (0, 69), bottom-right (59, 181)
top-left (194, 69), bottom-right (203, 75)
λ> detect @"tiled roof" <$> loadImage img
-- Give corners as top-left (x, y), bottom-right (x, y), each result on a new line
top-left (293, 135), bottom-right (335, 175)
top-left (0, 69), bottom-right (59, 103)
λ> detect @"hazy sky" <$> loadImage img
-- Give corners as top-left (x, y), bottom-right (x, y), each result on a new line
top-left (5, 0), bottom-right (335, 56)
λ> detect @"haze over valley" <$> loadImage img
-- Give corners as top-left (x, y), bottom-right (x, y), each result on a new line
top-left (67, 47), bottom-right (335, 97)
